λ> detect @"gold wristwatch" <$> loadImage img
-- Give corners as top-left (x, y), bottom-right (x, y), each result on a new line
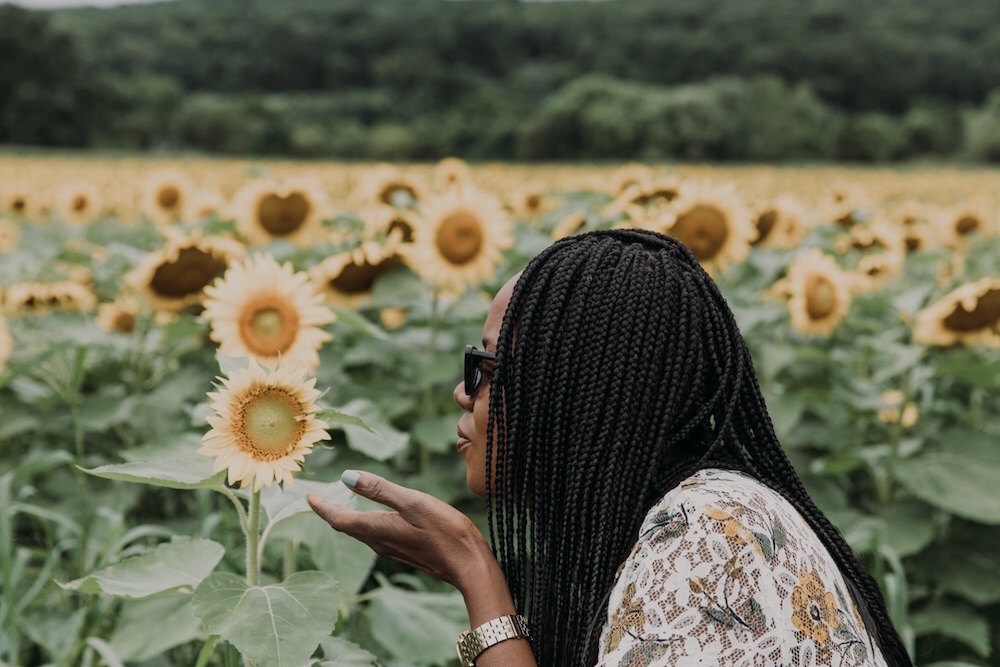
top-left (456, 614), bottom-right (531, 666)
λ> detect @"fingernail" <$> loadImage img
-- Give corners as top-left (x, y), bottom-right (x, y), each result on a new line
top-left (341, 470), bottom-right (361, 488)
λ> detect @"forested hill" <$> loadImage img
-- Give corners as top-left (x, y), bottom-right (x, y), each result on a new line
top-left (5, 0), bottom-right (1000, 161)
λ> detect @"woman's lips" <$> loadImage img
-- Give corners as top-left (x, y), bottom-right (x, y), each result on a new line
top-left (456, 433), bottom-right (472, 453)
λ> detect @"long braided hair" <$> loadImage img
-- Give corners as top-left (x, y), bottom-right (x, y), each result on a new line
top-left (484, 230), bottom-right (911, 667)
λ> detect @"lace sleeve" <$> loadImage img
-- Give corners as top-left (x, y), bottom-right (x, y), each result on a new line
top-left (595, 470), bottom-right (887, 667)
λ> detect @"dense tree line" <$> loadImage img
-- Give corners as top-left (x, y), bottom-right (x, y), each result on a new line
top-left (4, 0), bottom-right (1000, 161)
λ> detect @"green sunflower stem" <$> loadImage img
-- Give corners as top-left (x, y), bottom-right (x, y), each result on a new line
top-left (246, 489), bottom-right (261, 587)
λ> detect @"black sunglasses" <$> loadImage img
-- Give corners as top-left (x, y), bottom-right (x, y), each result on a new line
top-left (464, 345), bottom-right (496, 396)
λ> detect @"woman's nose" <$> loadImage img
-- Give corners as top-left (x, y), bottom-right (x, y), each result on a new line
top-left (453, 381), bottom-right (473, 411)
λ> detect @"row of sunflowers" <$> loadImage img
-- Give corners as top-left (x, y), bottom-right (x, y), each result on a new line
top-left (0, 156), bottom-right (998, 666)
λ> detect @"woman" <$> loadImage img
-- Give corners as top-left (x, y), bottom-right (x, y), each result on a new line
top-left (308, 230), bottom-right (911, 667)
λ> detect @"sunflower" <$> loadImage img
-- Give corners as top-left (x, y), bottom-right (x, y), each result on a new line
top-left (819, 183), bottom-right (869, 228)
top-left (141, 169), bottom-right (195, 225)
top-left (660, 182), bottom-right (756, 274)
top-left (54, 181), bottom-right (103, 226)
top-left (199, 359), bottom-right (330, 491)
top-left (605, 178), bottom-right (683, 217)
top-left (97, 295), bottom-right (141, 334)
top-left (785, 248), bottom-right (852, 336)
top-left (848, 251), bottom-right (905, 294)
top-left (2, 182), bottom-right (40, 220)
top-left (184, 188), bottom-right (225, 223)
top-left (127, 230), bottom-right (246, 312)
top-left (877, 390), bottom-right (919, 428)
top-left (0, 314), bottom-right (11, 375)
top-left (912, 278), bottom-right (1000, 349)
top-left (404, 186), bottom-right (513, 290)
top-left (936, 202), bottom-right (995, 248)
top-left (355, 164), bottom-right (423, 208)
top-left (608, 164), bottom-right (653, 196)
top-left (550, 210), bottom-right (589, 241)
top-left (310, 243), bottom-right (403, 309)
top-left (202, 253), bottom-right (334, 370)
top-left (379, 307), bottom-right (408, 331)
top-left (507, 186), bottom-right (553, 220)
top-left (361, 205), bottom-right (419, 246)
top-left (433, 157), bottom-right (473, 191)
top-left (751, 195), bottom-right (811, 248)
top-left (2, 281), bottom-right (96, 314)
top-left (0, 218), bottom-right (19, 253)
top-left (233, 178), bottom-right (328, 247)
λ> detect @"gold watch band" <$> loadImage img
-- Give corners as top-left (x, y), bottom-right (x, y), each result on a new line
top-left (456, 614), bottom-right (531, 667)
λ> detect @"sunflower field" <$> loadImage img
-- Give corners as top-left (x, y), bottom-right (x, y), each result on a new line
top-left (0, 155), bottom-right (998, 667)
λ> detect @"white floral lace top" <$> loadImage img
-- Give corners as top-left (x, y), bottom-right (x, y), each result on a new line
top-left (596, 469), bottom-right (888, 667)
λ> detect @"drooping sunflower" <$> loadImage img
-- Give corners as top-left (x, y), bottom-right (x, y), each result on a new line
top-left (355, 164), bottom-right (424, 208)
top-left (310, 243), bottom-right (403, 309)
top-left (54, 181), bottom-right (103, 226)
top-left (361, 205), bottom-right (419, 246)
top-left (819, 183), bottom-right (869, 228)
top-left (550, 210), bottom-right (589, 241)
top-left (605, 178), bottom-right (684, 217)
top-left (127, 230), bottom-right (246, 312)
top-left (848, 251), bottom-right (905, 294)
top-left (751, 194), bottom-right (811, 249)
top-left (785, 248), bottom-right (853, 336)
top-left (202, 253), bottom-right (334, 370)
top-left (97, 295), bottom-right (141, 334)
top-left (661, 182), bottom-right (756, 274)
top-left (912, 278), bottom-right (1000, 349)
top-left (404, 186), bottom-right (514, 290)
top-left (233, 178), bottom-right (328, 247)
top-left (0, 314), bottom-right (11, 375)
top-left (199, 359), bottom-right (330, 491)
top-left (433, 157), bottom-right (473, 191)
top-left (141, 169), bottom-right (195, 226)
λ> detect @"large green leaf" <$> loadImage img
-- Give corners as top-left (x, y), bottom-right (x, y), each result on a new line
top-left (893, 453), bottom-right (1000, 524)
top-left (336, 398), bottom-right (409, 461)
top-left (258, 478), bottom-right (356, 525)
top-left (109, 595), bottom-right (206, 661)
top-left (311, 637), bottom-right (379, 666)
top-left (917, 522), bottom-right (1000, 605)
top-left (192, 571), bottom-right (340, 667)
top-left (910, 599), bottom-right (990, 657)
top-left (60, 537), bottom-right (224, 598)
top-left (363, 584), bottom-right (467, 666)
top-left (81, 456), bottom-right (226, 491)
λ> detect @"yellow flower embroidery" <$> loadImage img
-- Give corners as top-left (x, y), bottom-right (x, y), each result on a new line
top-left (790, 570), bottom-right (840, 644)
top-left (603, 582), bottom-right (646, 653)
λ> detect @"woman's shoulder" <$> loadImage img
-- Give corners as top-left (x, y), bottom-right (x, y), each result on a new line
top-left (598, 468), bottom-right (888, 667)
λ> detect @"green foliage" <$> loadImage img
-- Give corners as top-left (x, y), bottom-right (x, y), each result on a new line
top-left (4, 0), bottom-right (1000, 160)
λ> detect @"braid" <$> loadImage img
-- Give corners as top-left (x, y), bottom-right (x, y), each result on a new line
top-left (486, 230), bottom-right (911, 667)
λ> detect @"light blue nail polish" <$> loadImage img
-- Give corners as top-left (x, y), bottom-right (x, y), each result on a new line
top-left (341, 470), bottom-right (361, 488)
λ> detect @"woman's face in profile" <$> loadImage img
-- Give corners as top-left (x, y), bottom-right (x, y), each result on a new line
top-left (453, 274), bottom-right (517, 496)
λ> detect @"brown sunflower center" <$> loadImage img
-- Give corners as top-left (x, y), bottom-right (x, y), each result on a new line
top-left (72, 195), bottom-right (88, 213)
top-left (113, 310), bottom-right (136, 333)
top-left (387, 217), bottom-right (415, 243)
top-left (942, 288), bottom-right (1000, 332)
top-left (158, 186), bottom-right (180, 210)
top-left (12, 197), bottom-right (25, 212)
top-left (805, 274), bottom-right (837, 320)
top-left (331, 256), bottom-right (401, 295)
top-left (149, 247), bottom-right (226, 299)
top-left (239, 388), bottom-right (305, 457)
top-left (955, 216), bottom-right (980, 236)
top-left (436, 209), bottom-right (484, 265)
top-left (379, 184), bottom-right (416, 207)
top-left (238, 295), bottom-right (301, 356)
top-left (754, 210), bottom-right (778, 244)
top-left (670, 205), bottom-right (728, 260)
top-left (257, 193), bottom-right (311, 236)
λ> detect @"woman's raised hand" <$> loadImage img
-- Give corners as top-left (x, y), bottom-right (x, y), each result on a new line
top-left (307, 470), bottom-right (496, 593)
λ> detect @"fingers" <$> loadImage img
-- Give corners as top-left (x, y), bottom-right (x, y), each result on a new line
top-left (307, 494), bottom-right (398, 538)
top-left (340, 469), bottom-right (419, 514)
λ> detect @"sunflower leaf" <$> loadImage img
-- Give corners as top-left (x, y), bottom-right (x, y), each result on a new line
top-left (81, 456), bottom-right (227, 491)
top-left (60, 537), bottom-right (224, 599)
top-left (192, 571), bottom-right (340, 667)
top-left (316, 407), bottom-right (378, 434)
